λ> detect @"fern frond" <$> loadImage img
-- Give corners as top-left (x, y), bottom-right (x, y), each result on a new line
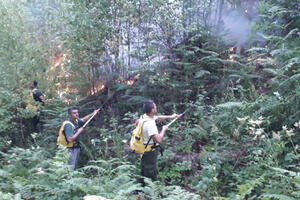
top-left (217, 102), bottom-right (245, 109)
top-left (283, 28), bottom-right (298, 41)
top-left (279, 73), bottom-right (300, 90)
top-left (194, 48), bottom-right (219, 56)
top-left (263, 68), bottom-right (278, 75)
top-left (246, 47), bottom-right (268, 53)
top-left (237, 176), bottom-right (264, 199)
top-left (194, 70), bottom-right (211, 78)
top-left (260, 193), bottom-right (296, 200)
top-left (270, 167), bottom-right (300, 178)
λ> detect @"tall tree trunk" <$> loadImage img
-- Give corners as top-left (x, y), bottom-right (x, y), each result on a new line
top-left (113, 0), bottom-right (120, 75)
top-left (88, 65), bottom-right (92, 95)
top-left (182, 1), bottom-right (186, 40)
top-left (92, 63), bottom-right (96, 93)
top-left (217, 0), bottom-right (224, 31)
top-left (215, 0), bottom-right (219, 27)
top-left (127, 22), bottom-right (131, 68)
top-left (204, 0), bottom-right (213, 28)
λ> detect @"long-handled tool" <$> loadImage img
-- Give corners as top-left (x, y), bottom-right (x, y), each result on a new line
top-left (82, 101), bottom-right (108, 128)
top-left (166, 108), bottom-right (190, 127)
top-left (82, 90), bottom-right (116, 128)
top-left (82, 111), bottom-right (98, 128)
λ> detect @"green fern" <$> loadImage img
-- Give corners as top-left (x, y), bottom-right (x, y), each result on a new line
top-left (217, 102), bottom-right (245, 109)
top-left (236, 176), bottom-right (265, 199)
top-left (260, 194), bottom-right (296, 200)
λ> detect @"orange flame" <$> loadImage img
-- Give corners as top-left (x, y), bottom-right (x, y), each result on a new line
top-left (54, 59), bottom-right (61, 67)
top-left (228, 55), bottom-right (235, 61)
top-left (90, 84), bottom-right (106, 95)
top-left (126, 80), bottom-right (134, 85)
top-left (97, 84), bottom-right (105, 91)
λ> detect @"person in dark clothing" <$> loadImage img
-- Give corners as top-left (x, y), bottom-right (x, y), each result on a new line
top-left (32, 80), bottom-right (44, 105)
top-left (31, 81), bottom-right (44, 132)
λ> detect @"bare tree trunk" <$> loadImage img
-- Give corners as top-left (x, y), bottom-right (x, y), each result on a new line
top-left (127, 22), bottom-right (131, 68)
top-left (113, 0), bottom-right (121, 75)
top-left (92, 64), bottom-right (96, 93)
top-left (20, 117), bottom-right (24, 141)
top-left (187, 0), bottom-right (192, 38)
top-left (88, 66), bottom-right (92, 94)
top-left (204, 0), bottom-right (212, 28)
top-left (217, 0), bottom-right (224, 31)
top-left (182, 1), bottom-right (186, 40)
top-left (215, 0), bottom-right (219, 27)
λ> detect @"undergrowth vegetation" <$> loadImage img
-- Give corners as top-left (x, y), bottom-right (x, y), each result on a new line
top-left (0, 147), bottom-right (200, 200)
top-left (0, 0), bottom-right (299, 199)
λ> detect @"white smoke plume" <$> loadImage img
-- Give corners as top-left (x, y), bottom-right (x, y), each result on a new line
top-left (210, 0), bottom-right (260, 47)
top-left (222, 10), bottom-right (252, 46)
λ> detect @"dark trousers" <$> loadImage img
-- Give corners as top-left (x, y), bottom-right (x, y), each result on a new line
top-left (32, 115), bottom-right (39, 133)
top-left (141, 150), bottom-right (158, 181)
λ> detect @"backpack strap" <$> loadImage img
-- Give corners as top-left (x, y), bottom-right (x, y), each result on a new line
top-left (63, 121), bottom-right (75, 145)
top-left (140, 115), bottom-right (152, 149)
top-left (145, 136), bottom-right (163, 156)
top-left (142, 116), bottom-right (156, 152)
top-left (144, 136), bottom-right (152, 150)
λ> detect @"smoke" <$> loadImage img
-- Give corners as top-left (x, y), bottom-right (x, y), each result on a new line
top-left (210, 0), bottom-right (260, 47)
top-left (222, 10), bottom-right (252, 46)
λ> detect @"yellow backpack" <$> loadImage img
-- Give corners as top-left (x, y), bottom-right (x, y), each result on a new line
top-left (25, 90), bottom-right (38, 112)
top-left (130, 117), bottom-right (154, 154)
top-left (57, 121), bottom-right (75, 147)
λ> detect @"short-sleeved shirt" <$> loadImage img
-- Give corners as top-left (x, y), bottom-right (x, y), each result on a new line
top-left (64, 118), bottom-right (85, 143)
top-left (142, 114), bottom-right (158, 145)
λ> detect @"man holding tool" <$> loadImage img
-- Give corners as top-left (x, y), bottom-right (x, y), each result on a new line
top-left (141, 100), bottom-right (183, 181)
top-left (57, 107), bottom-right (99, 169)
